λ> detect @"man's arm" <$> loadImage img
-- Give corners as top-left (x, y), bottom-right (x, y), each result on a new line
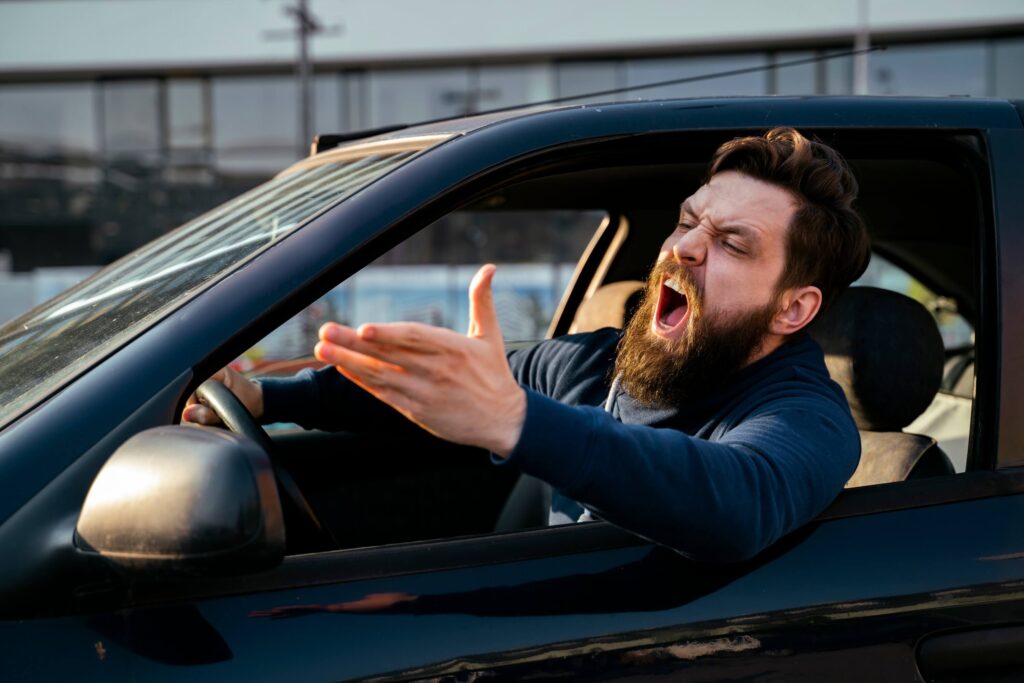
top-left (505, 387), bottom-right (858, 562)
top-left (315, 264), bottom-right (859, 562)
top-left (181, 362), bottom-right (421, 434)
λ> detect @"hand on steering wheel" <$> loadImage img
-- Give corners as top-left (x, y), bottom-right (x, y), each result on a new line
top-left (194, 379), bottom-right (337, 551)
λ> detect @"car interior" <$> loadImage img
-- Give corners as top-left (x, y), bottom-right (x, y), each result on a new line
top-left (243, 128), bottom-right (985, 555)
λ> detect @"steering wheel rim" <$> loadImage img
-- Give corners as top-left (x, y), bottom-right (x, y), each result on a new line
top-left (195, 379), bottom-right (335, 549)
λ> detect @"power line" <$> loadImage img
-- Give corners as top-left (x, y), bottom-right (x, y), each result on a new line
top-left (470, 45), bottom-right (887, 120)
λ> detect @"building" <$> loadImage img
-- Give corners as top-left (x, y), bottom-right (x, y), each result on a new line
top-left (1, 0), bottom-right (1023, 322)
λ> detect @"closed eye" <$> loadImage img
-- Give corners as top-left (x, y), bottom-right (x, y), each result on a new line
top-left (723, 240), bottom-right (747, 255)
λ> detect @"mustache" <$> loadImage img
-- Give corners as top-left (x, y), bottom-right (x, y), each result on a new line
top-left (649, 260), bottom-right (703, 305)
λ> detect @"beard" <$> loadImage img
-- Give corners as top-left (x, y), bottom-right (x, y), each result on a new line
top-left (613, 260), bottom-right (779, 408)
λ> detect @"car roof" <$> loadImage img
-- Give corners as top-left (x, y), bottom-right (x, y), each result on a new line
top-left (279, 96), bottom-right (1022, 177)
top-left (317, 95), bottom-right (1023, 154)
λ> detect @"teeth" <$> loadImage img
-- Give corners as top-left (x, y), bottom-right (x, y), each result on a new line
top-left (665, 279), bottom-right (685, 295)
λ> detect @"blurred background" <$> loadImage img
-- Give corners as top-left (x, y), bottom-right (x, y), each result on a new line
top-left (0, 0), bottom-right (1021, 347)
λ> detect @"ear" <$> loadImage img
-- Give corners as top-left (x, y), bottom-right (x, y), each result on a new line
top-left (769, 285), bottom-right (822, 336)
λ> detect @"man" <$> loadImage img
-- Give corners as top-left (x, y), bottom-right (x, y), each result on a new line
top-left (185, 128), bottom-right (870, 563)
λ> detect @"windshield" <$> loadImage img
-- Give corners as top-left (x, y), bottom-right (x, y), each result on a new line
top-left (0, 142), bottom-right (436, 429)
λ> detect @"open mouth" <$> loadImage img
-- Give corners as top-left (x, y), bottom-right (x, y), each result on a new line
top-left (653, 277), bottom-right (690, 337)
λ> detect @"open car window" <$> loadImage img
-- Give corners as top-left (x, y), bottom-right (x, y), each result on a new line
top-left (223, 130), bottom-right (986, 558)
top-left (240, 210), bottom-right (605, 376)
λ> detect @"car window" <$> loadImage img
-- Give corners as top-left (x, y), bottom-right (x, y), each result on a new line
top-left (237, 209), bottom-right (604, 552)
top-left (238, 210), bottom-right (605, 375)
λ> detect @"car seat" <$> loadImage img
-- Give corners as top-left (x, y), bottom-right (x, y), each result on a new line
top-left (807, 286), bottom-right (955, 486)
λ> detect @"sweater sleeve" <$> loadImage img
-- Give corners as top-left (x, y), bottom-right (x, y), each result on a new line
top-left (258, 366), bottom-right (418, 433)
top-left (259, 330), bottom-right (619, 431)
top-left (504, 387), bottom-right (859, 563)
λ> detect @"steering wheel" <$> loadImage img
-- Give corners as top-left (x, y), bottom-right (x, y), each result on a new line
top-left (195, 380), bottom-right (336, 550)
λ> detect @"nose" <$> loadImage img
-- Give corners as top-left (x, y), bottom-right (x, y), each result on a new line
top-left (668, 226), bottom-right (709, 267)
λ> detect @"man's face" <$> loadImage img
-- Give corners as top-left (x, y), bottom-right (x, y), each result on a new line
top-left (615, 171), bottom-right (798, 407)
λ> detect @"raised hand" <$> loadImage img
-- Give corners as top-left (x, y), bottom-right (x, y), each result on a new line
top-left (313, 264), bottom-right (526, 457)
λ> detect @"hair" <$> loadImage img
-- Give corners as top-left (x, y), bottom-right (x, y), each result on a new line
top-left (705, 127), bottom-right (871, 313)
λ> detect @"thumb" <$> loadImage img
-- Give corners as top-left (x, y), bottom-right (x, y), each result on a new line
top-left (467, 264), bottom-right (501, 339)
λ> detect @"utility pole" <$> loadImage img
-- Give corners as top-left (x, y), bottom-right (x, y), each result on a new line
top-left (853, 0), bottom-right (870, 95)
top-left (264, 0), bottom-right (342, 156)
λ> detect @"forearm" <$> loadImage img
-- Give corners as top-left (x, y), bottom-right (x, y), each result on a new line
top-left (258, 366), bottom-right (420, 434)
top-left (504, 389), bottom-right (858, 562)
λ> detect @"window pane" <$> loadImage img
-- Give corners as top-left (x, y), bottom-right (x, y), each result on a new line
top-left (366, 68), bottom-right (472, 128)
top-left (314, 73), bottom-right (342, 137)
top-left (0, 83), bottom-right (98, 153)
top-left (478, 64), bottom-right (555, 110)
top-left (168, 79), bottom-right (206, 149)
top-left (102, 80), bottom-right (160, 159)
top-left (624, 54), bottom-right (768, 100)
top-left (775, 51), bottom-right (818, 95)
top-left (212, 76), bottom-right (300, 174)
top-left (993, 37), bottom-right (1024, 98)
top-left (556, 61), bottom-right (622, 104)
top-left (868, 41), bottom-right (988, 96)
top-left (825, 53), bottom-right (853, 95)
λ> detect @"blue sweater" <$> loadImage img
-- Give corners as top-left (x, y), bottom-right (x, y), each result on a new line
top-left (260, 329), bottom-right (860, 562)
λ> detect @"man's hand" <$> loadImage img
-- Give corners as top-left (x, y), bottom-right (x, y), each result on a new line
top-left (314, 264), bottom-right (527, 457)
top-left (181, 366), bottom-right (264, 425)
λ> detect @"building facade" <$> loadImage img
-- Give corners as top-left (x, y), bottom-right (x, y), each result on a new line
top-left (1, 0), bottom-right (1023, 321)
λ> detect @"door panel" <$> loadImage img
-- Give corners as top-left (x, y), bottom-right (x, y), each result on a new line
top-left (271, 429), bottom-right (520, 548)
top-left (4, 490), bottom-right (1024, 680)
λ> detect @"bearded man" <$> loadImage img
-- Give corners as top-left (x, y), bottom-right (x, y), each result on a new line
top-left (185, 128), bottom-right (870, 563)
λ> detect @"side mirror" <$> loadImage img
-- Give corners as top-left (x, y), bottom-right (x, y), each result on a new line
top-left (76, 426), bottom-right (284, 576)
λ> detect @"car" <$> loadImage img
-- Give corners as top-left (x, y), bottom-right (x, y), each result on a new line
top-left (0, 95), bottom-right (1022, 681)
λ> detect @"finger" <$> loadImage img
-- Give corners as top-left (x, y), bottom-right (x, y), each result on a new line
top-left (347, 321), bottom-right (451, 353)
top-left (468, 264), bottom-right (500, 339)
top-left (182, 404), bottom-right (221, 425)
top-left (320, 323), bottom-right (440, 370)
top-left (186, 366), bottom-right (230, 409)
top-left (314, 341), bottom-right (407, 390)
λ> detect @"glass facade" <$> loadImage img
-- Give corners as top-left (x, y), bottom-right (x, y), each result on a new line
top-left (212, 75), bottom-right (301, 173)
top-left (2, 33), bottom-right (1024, 323)
top-left (624, 53), bottom-right (769, 99)
top-left (867, 41), bottom-right (988, 97)
top-left (0, 82), bottom-right (98, 153)
top-left (101, 80), bottom-right (162, 161)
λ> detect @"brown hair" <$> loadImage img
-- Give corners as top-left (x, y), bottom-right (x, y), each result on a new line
top-left (706, 128), bottom-right (870, 313)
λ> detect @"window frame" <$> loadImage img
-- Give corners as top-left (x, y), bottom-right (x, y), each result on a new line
top-left (154, 126), bottom-right (1011, 596)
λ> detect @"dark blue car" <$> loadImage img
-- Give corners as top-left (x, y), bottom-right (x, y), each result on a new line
top-left (1, 96), bottom-right (1022, 681)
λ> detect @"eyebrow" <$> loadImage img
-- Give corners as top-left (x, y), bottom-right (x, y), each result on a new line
top-left (679, 200), bottom-right (761, 241)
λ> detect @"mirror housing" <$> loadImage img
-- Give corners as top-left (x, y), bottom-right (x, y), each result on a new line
top-left (76, 426), bottom-right (284, 576)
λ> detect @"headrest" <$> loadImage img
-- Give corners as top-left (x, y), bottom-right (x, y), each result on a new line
top-left (570, 280), bottom-right (645, 334)
top-left (808, 286), bottom-right (944, 431)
